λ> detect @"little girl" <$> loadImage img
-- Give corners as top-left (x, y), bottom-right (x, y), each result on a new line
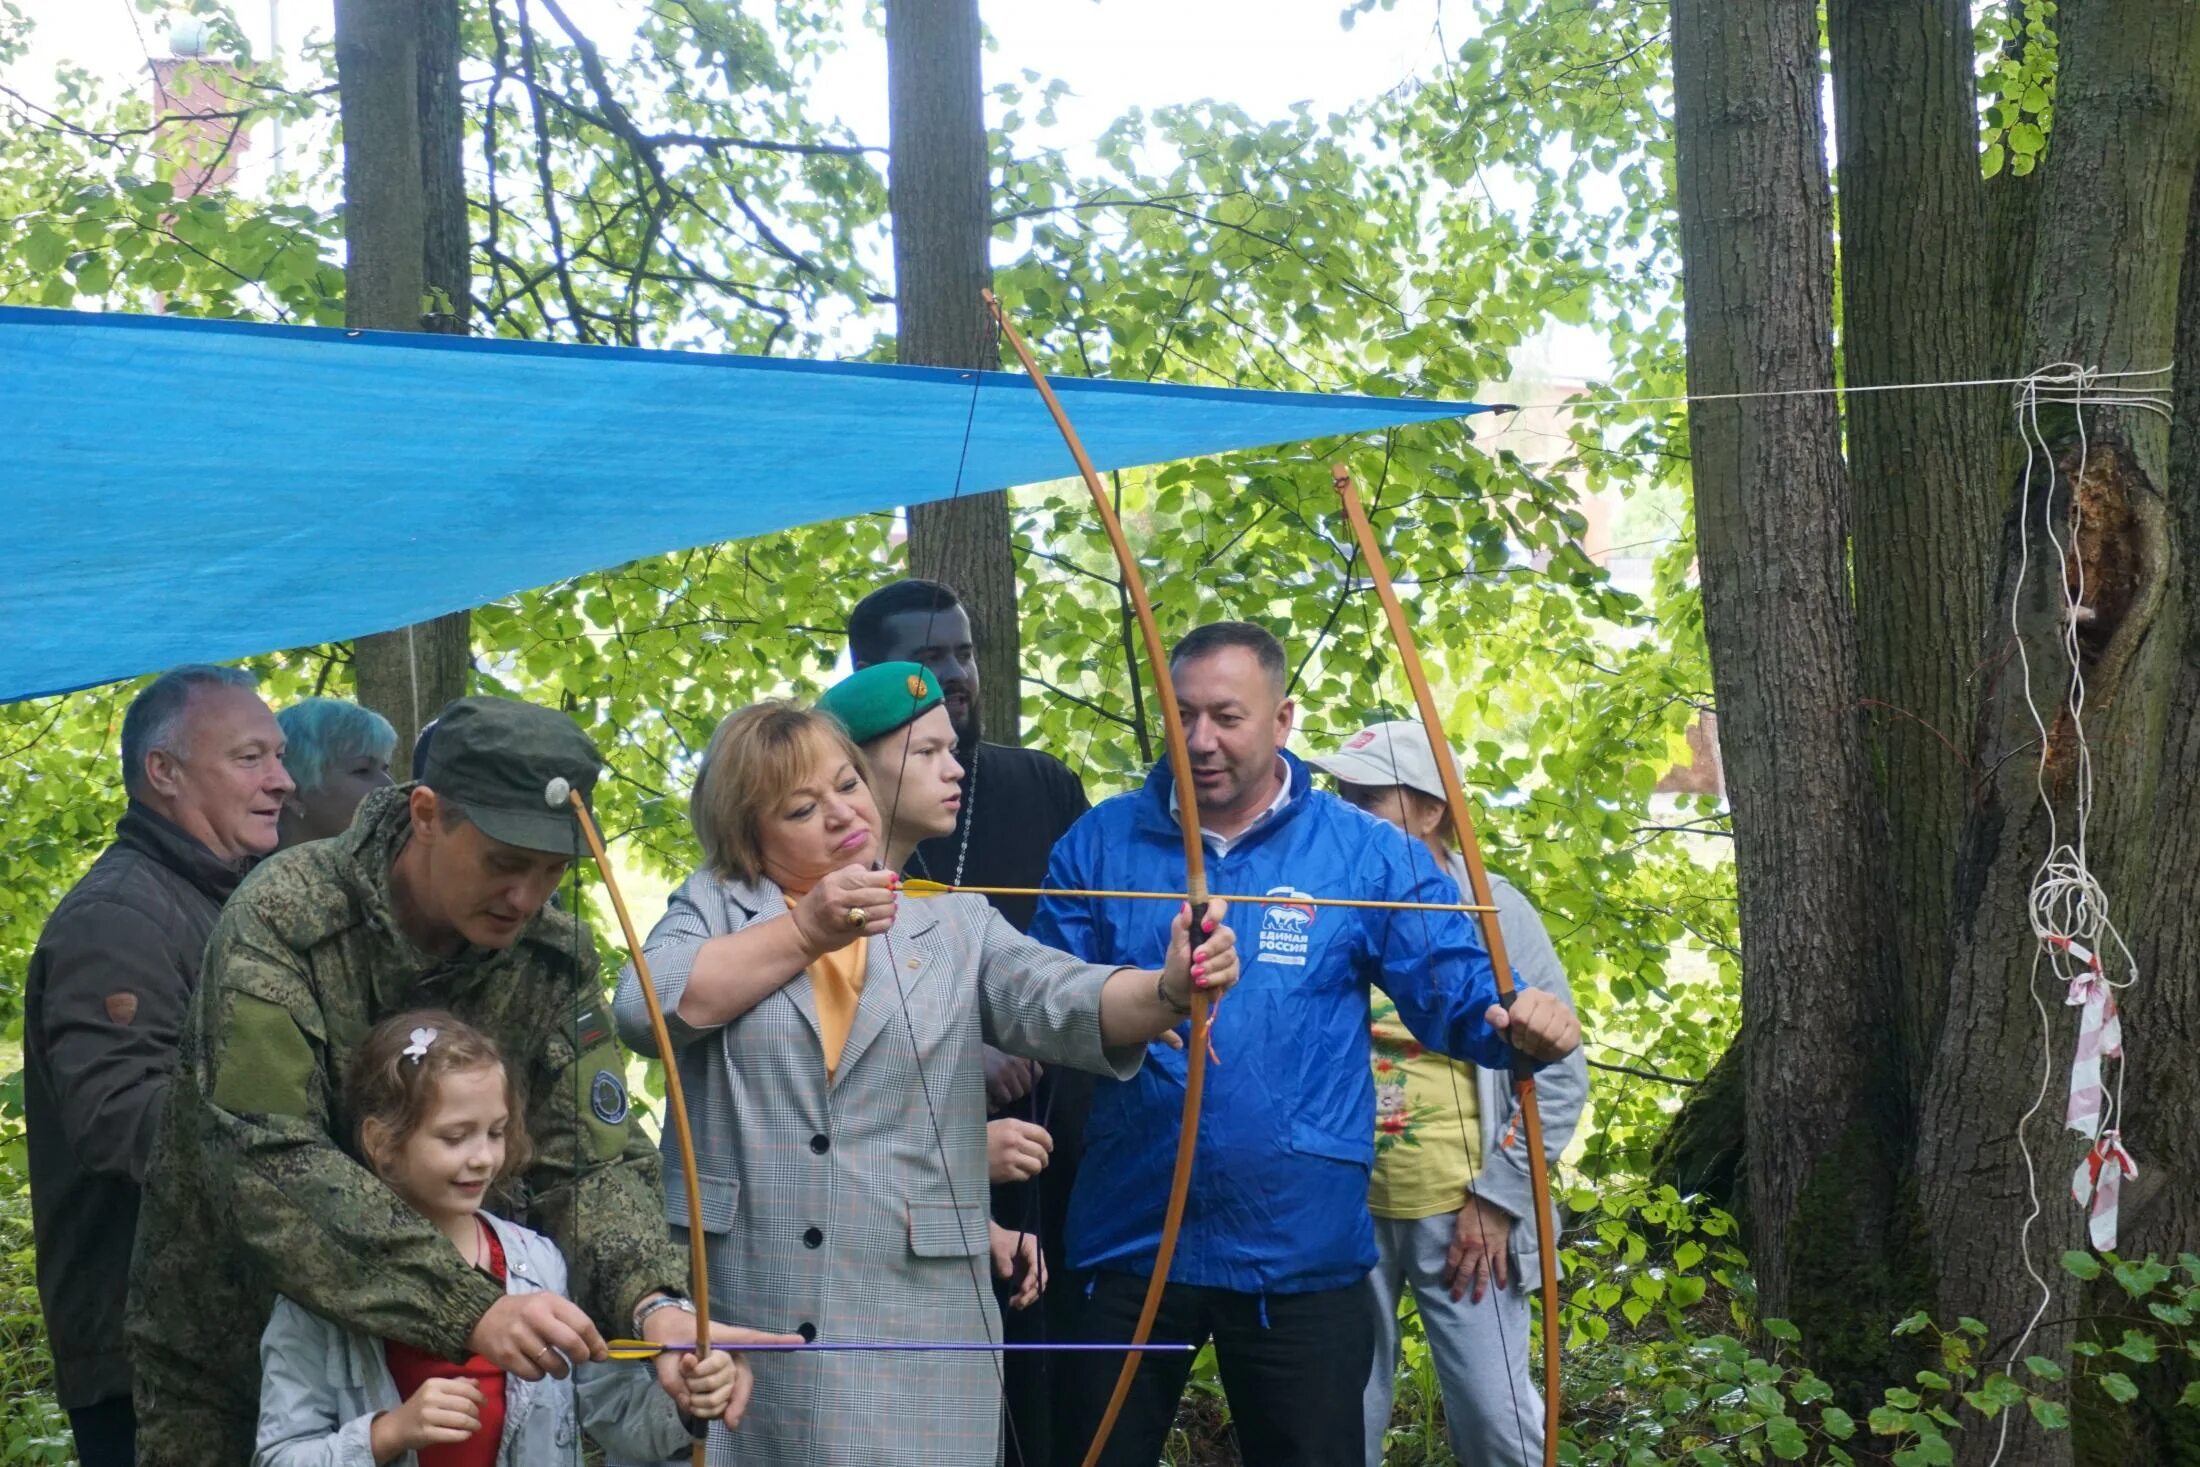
top-left (254, 1010), bottom-right (731, 1465)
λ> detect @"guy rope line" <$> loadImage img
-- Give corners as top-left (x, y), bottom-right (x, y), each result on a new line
top-left (1494, 363), bottom-right (2170, 416)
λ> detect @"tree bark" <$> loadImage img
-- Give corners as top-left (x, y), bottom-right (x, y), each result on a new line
top-left (417, 0), bottom-right (469, 338)
top-left (1669, 0), bottom-right (1890, 1363)
top-left (1828, 0), bottom-right (2002, 1090)
top-left (2098, 154), bottom-right (2200, 1466)
top-left (1915, 4), bottom-right (2200, 1460)
top-left (336, 0), bottom-right (470, 755)
top-left (886, 0), bottom-right (1020, 746)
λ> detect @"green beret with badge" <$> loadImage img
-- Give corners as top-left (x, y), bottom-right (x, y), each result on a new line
top-left (817, 661), bottom-right (944, 745)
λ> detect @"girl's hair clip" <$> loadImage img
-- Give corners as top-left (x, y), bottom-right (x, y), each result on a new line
top-left (403, 1026), bottom-right (438, 1064)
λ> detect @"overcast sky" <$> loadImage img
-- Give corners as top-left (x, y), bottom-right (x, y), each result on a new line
top-left (12, 0), bottom-right (1453, 137)
top-left (9, 0), bottom-right (1604, 380)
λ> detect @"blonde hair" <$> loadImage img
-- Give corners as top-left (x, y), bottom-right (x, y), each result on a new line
top-left (344, 1009), bottom-right (532, 1184)
top-left (690, 701), bottom-right (867, 883)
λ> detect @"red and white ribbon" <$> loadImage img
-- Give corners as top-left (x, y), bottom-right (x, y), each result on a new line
top-left (2054, 938), bottom-right (2121, 1140)
top-left (2070, 1131), bottom-right (2137, 1252)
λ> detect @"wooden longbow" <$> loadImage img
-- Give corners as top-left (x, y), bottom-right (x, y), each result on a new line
top-left (1333, 463), bottom-right (1562, 1467)
top-left (982, 288), bottom-right (1215, 1467)
top-left (560, 782), bottom-right (716, 1467)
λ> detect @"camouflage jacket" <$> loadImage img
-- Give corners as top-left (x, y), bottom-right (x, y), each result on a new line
top-left (126, 785), bottom-right (685, 1439)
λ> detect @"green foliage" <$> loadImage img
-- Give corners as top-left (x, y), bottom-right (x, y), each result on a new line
top-left (1976, 1), bottom-right (2059, 180)
top-left (1407, 1192), bottom-right (2198, 1467)
top-left (0, 0), bottom-right (2192, 1459)
top-left (0, 15), bottom-right (1729, 1446)
top-left (0, 7), bottom-right (340, 320)
top-left (0, 1194), bottom-right (70, 1465)
top-left (25, 2), bottom-right (2122, 1464)
top-left (1136, 1184), bottom-right (2200, 1464)
top-left (458, 0), bottom-right (888, 350)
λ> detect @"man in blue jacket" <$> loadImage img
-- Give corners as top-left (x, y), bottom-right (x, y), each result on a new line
top-left (1034, 622), bottom-right (1581, 1467)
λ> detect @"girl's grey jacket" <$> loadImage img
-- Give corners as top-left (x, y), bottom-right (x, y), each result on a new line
top-left (252, 1211), bottom-right (692, 1467)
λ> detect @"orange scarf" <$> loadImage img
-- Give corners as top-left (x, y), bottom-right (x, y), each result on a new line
top-left (781, 881), bottom-right (867, 1076)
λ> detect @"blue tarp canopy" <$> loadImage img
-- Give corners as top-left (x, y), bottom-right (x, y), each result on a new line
top-left (0, 306), bottom-right (1492, 701)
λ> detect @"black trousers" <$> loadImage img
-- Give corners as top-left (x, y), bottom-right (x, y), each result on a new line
top-left (1052, 1271), bottom-right (1374, 1467)
top-left (67, 1396), bottom-right (135, 1467)
top-left (998, 1262), bottom-right (1083, 1467)
top-left (996, 1068), bottom-right (1095, 1467)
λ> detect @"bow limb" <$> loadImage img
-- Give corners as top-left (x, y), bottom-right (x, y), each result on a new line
top-left (1332, 465), bottom-right (1562, 1467)
top-left (566, 791), bottom-right (713, 1467)
top-left (982, 289), bottom-right (1211, 1467)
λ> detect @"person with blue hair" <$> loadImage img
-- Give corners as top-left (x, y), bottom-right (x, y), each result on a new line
top-left (275, 698), bottom-right (397, 849)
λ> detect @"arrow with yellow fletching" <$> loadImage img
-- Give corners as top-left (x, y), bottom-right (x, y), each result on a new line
top-left (604, 1339), bottom-right (1195, 1359)
top-left (897, 877), bottom-right (1495, 915)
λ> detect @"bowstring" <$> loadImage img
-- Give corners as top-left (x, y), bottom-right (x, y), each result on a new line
top-left (563, 828), bottom-right (632, 1454)
top-left (1348, 466), bottom-right (1542, 1467)
top-left (866, 306), bottom-right (1028, 1467)
top-left (1010, 456), bottom-right (1150, 1365)
top-left (565, 802), bottom-right (706, 1456)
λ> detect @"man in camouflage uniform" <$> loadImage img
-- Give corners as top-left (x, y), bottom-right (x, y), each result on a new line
top-left (127, 696), bottom-right (772, 1465)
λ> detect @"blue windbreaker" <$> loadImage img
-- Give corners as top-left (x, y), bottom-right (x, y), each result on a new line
top-left (1031, 751), bottom-right (1509, 1295)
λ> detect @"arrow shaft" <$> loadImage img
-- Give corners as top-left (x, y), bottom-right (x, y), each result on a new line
top-left (914, 881), bottom-right (1496, 915)
top-left (613, 1341), bottom-right (1197, 1356)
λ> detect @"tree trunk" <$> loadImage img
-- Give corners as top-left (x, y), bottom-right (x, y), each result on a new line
top-left (1914, 6), bottom-right (2200, 1459)
top-left (886, 0), bottom-right (1020, 746)
top-left (1669, 0), bottom-right (1892, 1368)
top-left (336, 0), bottom-right (470, 756)
top-left (417, 0), bottom-right (470, 339)
top-left (1828, 0), bottom-right (2003, 1094)
top-left (2092, 155), bottom-right (2200, 1467)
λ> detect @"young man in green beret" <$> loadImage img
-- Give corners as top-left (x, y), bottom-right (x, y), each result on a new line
top-left (846, 580), bottom-right (1093, 1467)
top-left (125, 696), bottom-right (782, 1466)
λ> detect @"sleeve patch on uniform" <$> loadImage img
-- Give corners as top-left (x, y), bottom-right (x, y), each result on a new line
top-left (104, 992), bottom-right (139, 1025)
top-left (589, 1068), bottom-right (630, 1126)
top-left (574, 998), bottom-right (611, 1050)
top-left (575, 1044), bottom-right (630, 1159)
top-left (210, 993), bottom-right (319, 1117)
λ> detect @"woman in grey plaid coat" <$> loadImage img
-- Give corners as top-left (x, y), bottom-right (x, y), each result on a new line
top-left (615, 681), bottom-right (1237, 1466)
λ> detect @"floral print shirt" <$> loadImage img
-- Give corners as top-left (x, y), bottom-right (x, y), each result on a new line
top-left (1368, 989), bottom-right (1482, 1220)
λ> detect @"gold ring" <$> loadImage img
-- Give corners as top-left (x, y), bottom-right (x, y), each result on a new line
top-left (847, 906), bottom-right (867, 929)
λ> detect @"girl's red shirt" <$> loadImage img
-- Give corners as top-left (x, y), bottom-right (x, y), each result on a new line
top-left (384, 1222), bottom-right (509, 1467)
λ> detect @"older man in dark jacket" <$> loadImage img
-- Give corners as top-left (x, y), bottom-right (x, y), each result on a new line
top-left (25, 664), bottom-right (291, 1466)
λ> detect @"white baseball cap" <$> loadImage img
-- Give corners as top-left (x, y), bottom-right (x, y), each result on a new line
top-left (1303, 719), bottom-right (1461, 803)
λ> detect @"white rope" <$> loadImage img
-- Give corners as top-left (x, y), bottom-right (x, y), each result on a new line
top-left (1988, 361), bottom-right (2145, 1467)
top-left (1497, 362), bottom-right (2172, 416)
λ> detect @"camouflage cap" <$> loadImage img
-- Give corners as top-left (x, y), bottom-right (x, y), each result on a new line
top-left (420, 696), bottom-right (602, 856)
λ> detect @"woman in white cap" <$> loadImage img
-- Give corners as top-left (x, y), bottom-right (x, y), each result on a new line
top-left (609, 666), bottom-right (1239, 1467)
top-left (1306, 721), bottom-right (1590, 1467)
